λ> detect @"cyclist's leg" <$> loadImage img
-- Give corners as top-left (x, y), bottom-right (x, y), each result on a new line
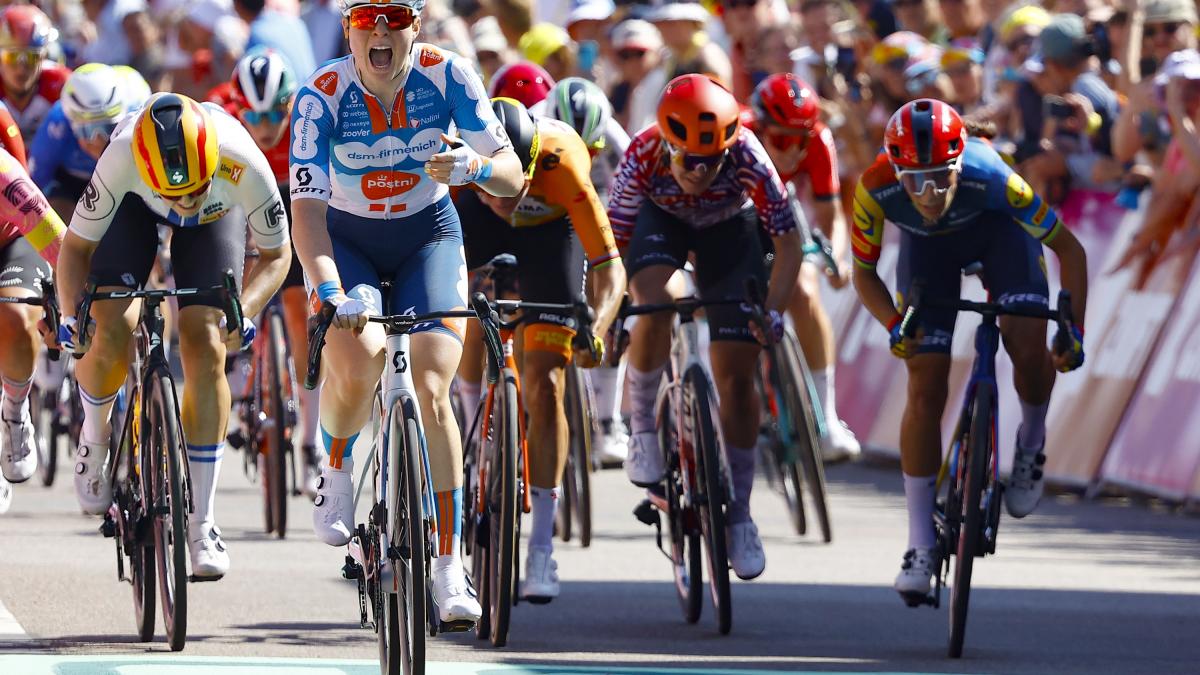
top-left (696, 211), bottom-right (769, 579)
top-left (454, 190), bottom-right (506, 423)
top-left (169, 209), bottom-right (249, 578)
top-left (390, 195), bottom-right (480, 622)
top-left (894, 228), bottom-right (962, 598)
top-left (624, 202), bottom-right (689, 486)
top-left (0, 239), bottom-right (51, 483)
top-left (981, 215), bottom-right (1054, 517)
top-left (74, 195), bottom-right (158, 514)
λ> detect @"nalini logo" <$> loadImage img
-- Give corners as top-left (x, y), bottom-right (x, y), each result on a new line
top-left (361, 171), bottom-right (420, 199)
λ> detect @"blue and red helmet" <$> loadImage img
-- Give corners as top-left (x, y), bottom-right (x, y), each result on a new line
top-left (884, 99), bottom-right (966, 168)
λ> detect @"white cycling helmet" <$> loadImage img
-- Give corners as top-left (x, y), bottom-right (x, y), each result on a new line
top-left (114, 65), bottom-right (151, 113)
top-left (544, 77), bottom-right (611, 150)
top-left (234, 47), bottom-right (297, 113)
top-left (60, 63), bottom-right (124, 124)
top-left (336, 0), bottom-right (425, 14)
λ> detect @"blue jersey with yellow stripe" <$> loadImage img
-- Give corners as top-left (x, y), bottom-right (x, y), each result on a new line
top-left (288, 44), bottom-right (511, 219)
top-left (851, 137), bottom-right (1061, 269)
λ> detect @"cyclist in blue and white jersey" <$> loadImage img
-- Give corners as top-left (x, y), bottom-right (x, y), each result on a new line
top-left (289, 0), bottom-right (524, 625)
top-left (29, 63), bottom-right (150, 219)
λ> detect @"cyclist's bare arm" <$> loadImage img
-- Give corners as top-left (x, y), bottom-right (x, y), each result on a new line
top-left (1044, 225), bottom-right (1088, 325)
top-left (55, 231), bottom-right (100, 322)
top-left (290, 197), bottom-right (340, 291)
top-left (767, 228), bottom-right (803, 313)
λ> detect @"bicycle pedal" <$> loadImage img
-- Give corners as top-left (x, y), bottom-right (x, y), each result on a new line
top-left (189, 573), bottom-right (225, 583)
top-left (342, 555), bottom-right (363, 580)
top-left (439, 619), bottom-right (475, 633)
top-left (633, 499), bottom-right (659, 527)
top-left (99, 515), bottom-right (117, 538)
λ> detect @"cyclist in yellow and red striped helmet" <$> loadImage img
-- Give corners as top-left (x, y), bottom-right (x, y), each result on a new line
top-left (131, 92), bottom-right (220, 200)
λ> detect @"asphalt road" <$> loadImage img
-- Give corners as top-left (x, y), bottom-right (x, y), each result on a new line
top-left (2, 446), bottom-right (1200, 674)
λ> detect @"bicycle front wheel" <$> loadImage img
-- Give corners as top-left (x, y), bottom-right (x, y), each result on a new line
top-left (561, 365), bottom-right (593, 547)
top-left (660, 388), bottom-right (702, 624)
top-left (685, 366), bottom-right (731, 635)
top-left (781, 331), bottom-right (832, 543)
top-left (265, 312), bottom-right (289, 538)
top-left (32, 386), bottom-right (55, 486)
top-left (148, 375), bottom-right (188, 652)
top-left (949, 386), bottom-right (992, 658)
top-left (487, 374), bottom-right (519, 647)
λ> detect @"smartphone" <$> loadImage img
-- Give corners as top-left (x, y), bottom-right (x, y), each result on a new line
top-left (1044, 96), bottom-right (1074, 120)
top-left (835, 46), bottom-right (857, 79)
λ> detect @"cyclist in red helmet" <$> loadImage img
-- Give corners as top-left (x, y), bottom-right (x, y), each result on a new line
top-left (0, 5), bottom-right (69, 141)
top-left (487, 61), bottom-right (555, 108)
top-left (610, 74), bottom-right (804, 581)
top-left (851, 98), bottom-right (1088, 603)
top-left (745, 72), bottom-right (860, 463)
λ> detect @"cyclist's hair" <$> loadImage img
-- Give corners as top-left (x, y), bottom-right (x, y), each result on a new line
top-left (964, 119), bottom-right (997, 139)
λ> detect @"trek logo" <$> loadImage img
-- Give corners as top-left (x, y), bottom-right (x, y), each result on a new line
top-left (361, 171), bottom-right (420, 199)
top-left (315, 71), bottom-right (339, 96)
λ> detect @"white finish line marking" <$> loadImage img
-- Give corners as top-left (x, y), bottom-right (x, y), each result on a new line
top-left (0, 597), bottom-right (27, 640)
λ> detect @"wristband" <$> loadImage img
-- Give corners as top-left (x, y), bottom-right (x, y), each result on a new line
top-left (886, 314), bottom-right (902, 332)
top-left (317, 281), bottom-right (343, 302)
top-left (471, 156), bottom-right (493, 183)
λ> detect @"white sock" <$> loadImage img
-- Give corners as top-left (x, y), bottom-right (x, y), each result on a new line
top-left (1, 376), bottom-right (32, 421)
top-left (626, 363), bottom-right (666, 435)
top-left (299, 386), bottom-right (320, 448)
top-left (589, 364), bottom-right (623, 423)
top-left (904, 473), bottom-right (937, 550)
top-left (455, 377), bottom-right (482, 425)
top-left (528, 486), bottom-right (558, 550)
top-left (1017, 399), bottom-right (1049, 454)
top-left (812, 366), bottom-right (839, 423)
top-left (187, 442), bottom-right (224, 530)
top-left (79, 386), bottom-right (118, 445)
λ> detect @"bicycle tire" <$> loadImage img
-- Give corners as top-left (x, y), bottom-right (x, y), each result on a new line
top-left (123, 413), bottom-right (155, 642)
top-left (148, 375), bottom-right (188, 652)
top-left (760, 352), bottom-right (807, 535)
top-left (565, 366), bottom-right (593, 547)
top-left (266, 312), bottom-right (289, 538)
top-left (782, 331), bottom-right (833, 543)
top-left (685, 366), bottom-right (731, 635)
top-left (660, 388), bottom-right (702, 624)
top-left (487, 374), bottom-right (519, 647)
top-left (558, 451), bottom-right (573, 543)
top-left (949, 386), bottom-right (992, 659)
top-left (30, 385), bottom-right (53, 486)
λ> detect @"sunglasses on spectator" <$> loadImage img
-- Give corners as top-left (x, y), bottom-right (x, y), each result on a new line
top-left (1144, 22), bottom-right (1183, 39)
top-left (1004, 34), bottom-right (1036, 53)
top-left (665, 142), bottom-right (726, 175)
top-left (159, 180), bottom-right (212, 204)
top-left (240, 107), bottom-right (289, 125)
top-left (347, 5), bottom-right (415, 31)
top-left (0, 48), bottom-right (44, 66)
top-left (893, 156), bottom-right (962, 197)
top-left (70, 119), bottom-right (117, 143)
top-left (617, 48), bottom-right (648, 61)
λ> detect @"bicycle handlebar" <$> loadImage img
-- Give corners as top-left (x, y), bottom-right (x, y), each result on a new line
top-left (900, 282), bottom-right (1077, 355)
top-left (74, 269), bottom-right (244, 358)
top-left (0, 277), bottom-right (61, 361)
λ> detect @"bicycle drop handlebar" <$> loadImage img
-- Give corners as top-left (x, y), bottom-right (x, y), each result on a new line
top-left (72, 269), bottom-right (245, 357)
top-left (0, 277), bottom-right (61, 361)
top-left (899, 282), bottom-right (1078, 355)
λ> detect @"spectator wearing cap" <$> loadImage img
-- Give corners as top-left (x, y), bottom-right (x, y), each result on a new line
top-left (567, 0), bottom-right (615, 86)
top-left (938, 0), bottom-right (984, 41)
top-left (473, 16), bottom-right (512, 87)
top-left (1116, 48), bottom-right (1200, 287)
top-left (943, 42), bottom-right (986, 113)
top-left (608, 18), bottom-right (663, 129)
top-left (1112, 0), bottom-right (1198, 164)
top-left (234, 0), bottom-right (316, 79)
top-left (1017, 13), bottom-right (1122, 203)
top-left (867, 31), bottom-right (937, 121)
top-left (520, 22), bottom-right (577, 81)
top-left (889, 0), bottom-right (949, 46)
top-left (716, 0), bottom-right (789, 100)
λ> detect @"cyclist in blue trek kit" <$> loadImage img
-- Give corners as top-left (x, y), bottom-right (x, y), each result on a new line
top-left (288, 0), bottom-right (524, 625)
top-left (850, 99), bottom-right (1088, 603)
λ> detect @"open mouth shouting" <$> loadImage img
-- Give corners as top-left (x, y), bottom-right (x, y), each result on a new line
top-left (368, 45), bottom-right (393, 73)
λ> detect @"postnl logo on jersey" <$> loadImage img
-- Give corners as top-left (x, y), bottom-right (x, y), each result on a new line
top-left (361, 171), bottom-right (420, 199)
top-left (1006, 173), bottom-right (1034, 209)
top-left (419, 48), bottom-right (444, 68)
top-left (315, 71), bottom-right (339, 96)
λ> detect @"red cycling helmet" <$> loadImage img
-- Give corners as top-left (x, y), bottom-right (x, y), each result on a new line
top-left (657, 73), bottom-right (741, 156)
top-left (884, 98), bottom-right (966, 168)
top-left (488, 62), bottom-right (555, 108)
top-left (0, 5), bottom-right (58, 51)
top-left (750, 73), bottom-right (820, 131)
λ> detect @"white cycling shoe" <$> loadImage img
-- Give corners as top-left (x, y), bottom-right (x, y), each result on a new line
top-left (0, 473), bottom-right (12, 514)
top-left (432, 558), bottom-right (482, 623)
top-left (73, 440), bottom-right (112, 515)
top-left (188, 523), bottom-right (230, 580)
top-left (313, 463), bottom-right (355, 546)
top-left (820, 418), bottom-right (861, 463)
top-left (625, 430), bottom-right (665, 487)
top-left (895, 546), bottom-right (938, 605)
top-left (727, 521), bottom-right (766, 580)
top-left (1006, 435), bottom-right (1046, 519)
top-left (595, 420), bottom-right (629, 466)
top-left (1, 410), bottom-right (38, 483)
top-left (520, 544), bottom-right (560, 603)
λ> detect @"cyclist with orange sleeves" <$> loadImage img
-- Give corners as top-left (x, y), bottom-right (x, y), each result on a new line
top-left (455, 97), bottom-right (625, 604)
top-left (0, 6), bottom-right (69, 141)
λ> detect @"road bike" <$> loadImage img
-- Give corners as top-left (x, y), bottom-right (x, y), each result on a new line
top-left (899, 276), bottom-right (1076, 658)
top-left (311, 289), bottom-right (502, 674)
top-left (91, 272), bottom-right (246, 652)
top-left (626, 295), bottom-right (743, 635)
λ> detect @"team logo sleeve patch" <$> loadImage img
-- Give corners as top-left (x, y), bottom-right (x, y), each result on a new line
top-left (1006, 172), bottom-right (1034, 209)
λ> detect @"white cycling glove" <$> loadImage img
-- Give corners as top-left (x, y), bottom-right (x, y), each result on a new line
top-left (444, 143), bottom-right (494, 186)
top-left (330, 294), bottom-right (372, 330)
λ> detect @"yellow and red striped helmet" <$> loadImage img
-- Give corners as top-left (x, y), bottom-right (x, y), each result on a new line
top-left (131, 93), bottom-right (220, 197)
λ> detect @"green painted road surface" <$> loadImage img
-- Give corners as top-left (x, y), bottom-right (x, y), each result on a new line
top-left (3, 459), bottom-right (1200, 674)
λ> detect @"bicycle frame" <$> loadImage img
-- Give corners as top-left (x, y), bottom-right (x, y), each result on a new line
top-left (476, 320), bottom-right (530, 516)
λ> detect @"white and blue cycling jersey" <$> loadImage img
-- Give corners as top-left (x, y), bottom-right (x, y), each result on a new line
top-left (289, 44), bottom-right (512, 218)
top-left (28, 102), bottom-right (96, 193)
